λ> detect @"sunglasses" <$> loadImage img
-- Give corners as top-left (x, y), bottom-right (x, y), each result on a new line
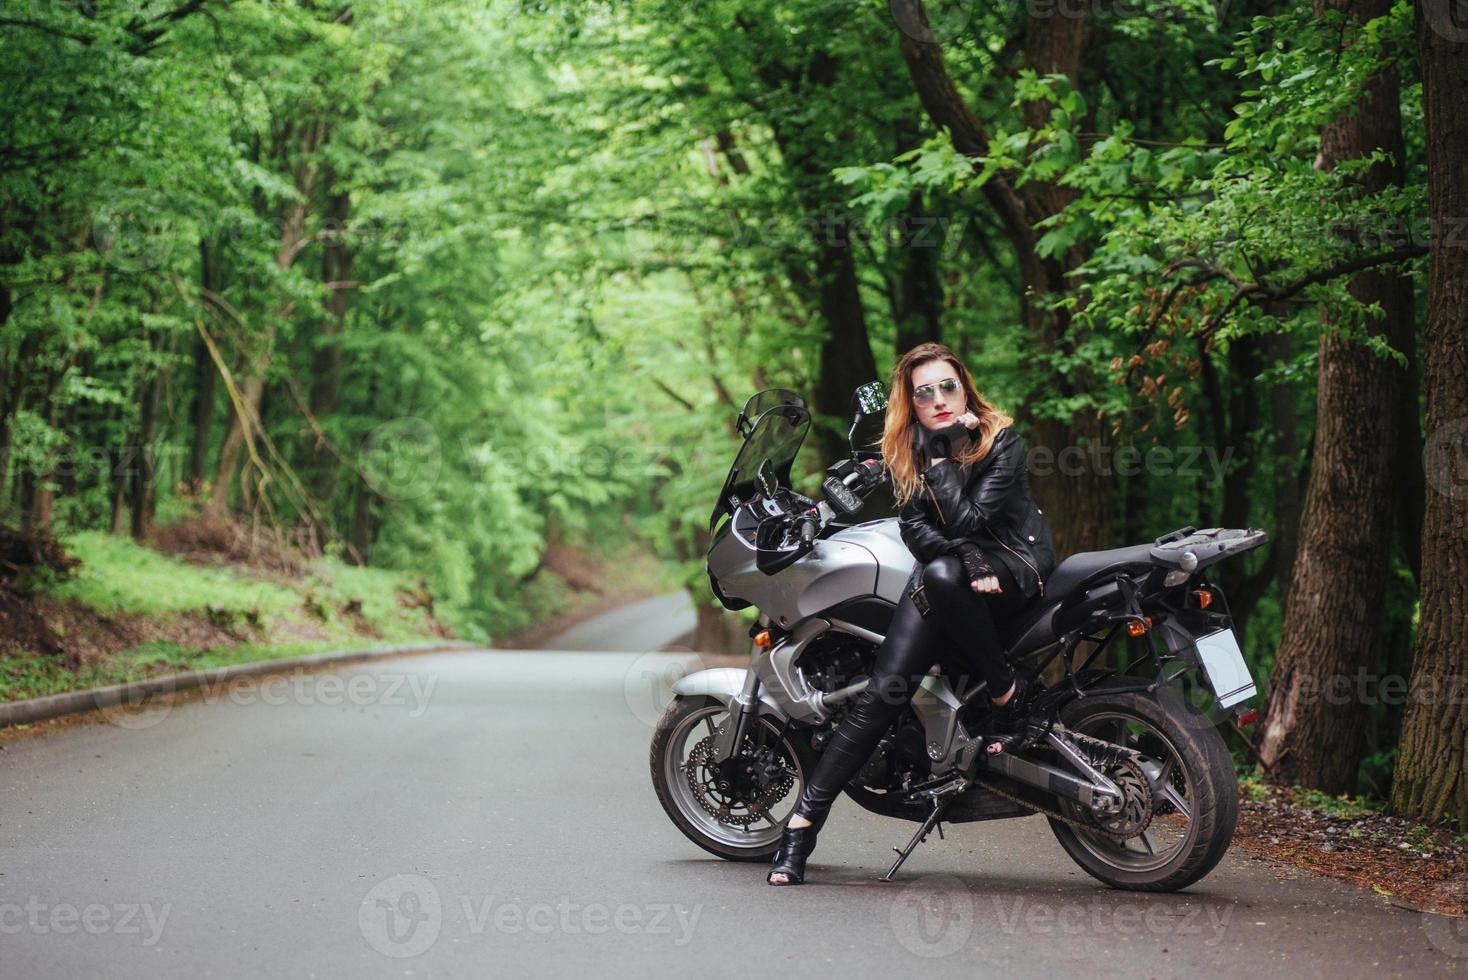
top-left (911, 377), bottom-right (961, 405)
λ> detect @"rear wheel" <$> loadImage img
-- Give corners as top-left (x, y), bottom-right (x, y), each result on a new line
top-left (649, 694), bottom-right (817, 862)
top-left (1046, 688), bottom-right (1238, 892)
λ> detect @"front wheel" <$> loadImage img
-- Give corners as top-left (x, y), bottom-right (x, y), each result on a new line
top-left (649, 694), bottom-right (817, 862)
top-left (1046, 687), bottom-right (1239, 892)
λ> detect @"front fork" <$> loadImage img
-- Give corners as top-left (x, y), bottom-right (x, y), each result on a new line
top-left (712, 666), bottom-right (764, 763)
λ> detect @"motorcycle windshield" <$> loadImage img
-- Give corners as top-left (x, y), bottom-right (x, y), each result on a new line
top-left (736, 388), bottom-right (805, 438)
top-left (710, 401), bottom-right (810, 532)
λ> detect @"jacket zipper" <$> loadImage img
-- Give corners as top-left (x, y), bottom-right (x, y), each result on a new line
top-left (994, 531), bottom-right (1045, 597)
top-left (920, 473), bottom-right (946, 524)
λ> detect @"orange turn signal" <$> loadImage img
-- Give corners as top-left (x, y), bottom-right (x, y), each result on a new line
top-left (753, 629), bottom-right (772, 649)
top-left (1126, 616), bottom-right (1153, 637)
top-left (1192, 589), bottom-right (1213, 609)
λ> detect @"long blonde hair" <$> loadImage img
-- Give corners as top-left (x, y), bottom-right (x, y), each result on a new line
top-left (880, 343), bottom-right (1014, 507)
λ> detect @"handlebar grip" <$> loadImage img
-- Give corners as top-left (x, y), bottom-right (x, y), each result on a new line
top-left (841, 457), bottom-right (886, 490)
top-left (797, 512), bottom-right (818, 547)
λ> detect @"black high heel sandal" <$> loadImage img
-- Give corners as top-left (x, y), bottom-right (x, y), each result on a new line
top-left (767, 809), bottom-right (829, 886)
top-left (982, 676), bottom-right (1032, 756)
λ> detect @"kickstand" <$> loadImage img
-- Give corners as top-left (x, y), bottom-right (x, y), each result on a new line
top-left (879, 794), bottom-right (955, 882)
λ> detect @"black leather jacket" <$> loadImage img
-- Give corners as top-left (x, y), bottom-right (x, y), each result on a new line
top-left (898, 425), bottom-right (1057, 600)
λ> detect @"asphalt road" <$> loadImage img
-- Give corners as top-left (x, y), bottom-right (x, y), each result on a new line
top-left (535, 590), bottom-right (696, 652)
top-left (2, 642), bottom-right (1464, 978)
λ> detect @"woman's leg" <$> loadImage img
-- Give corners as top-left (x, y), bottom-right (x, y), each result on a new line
top-left (917, 554), bottom-right (1030, 699)
top-left (786, 584), bottom-right (947, 827)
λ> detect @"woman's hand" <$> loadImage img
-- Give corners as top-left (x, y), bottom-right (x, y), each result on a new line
top-left (954, 542), bottom-right (1003, 594)
top-left (927, 412), bottom-right (981, 467)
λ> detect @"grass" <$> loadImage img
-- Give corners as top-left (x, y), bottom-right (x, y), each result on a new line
top-left (0, 531), bottom-right (458, 703)
top-left (46, 532), bottom-right (304, 616)
top-left (47, 530), bottom-right (453, 640)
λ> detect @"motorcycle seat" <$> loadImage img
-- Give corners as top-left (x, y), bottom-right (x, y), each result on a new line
top-left (997, 544), bottom-right (1158, 657)
top-left (999, 593), bottom-right (1055, 650)
top-left (1044, 543), bottom-right (1158, 597)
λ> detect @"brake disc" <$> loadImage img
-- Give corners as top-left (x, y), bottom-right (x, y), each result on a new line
top-left (682, 731), bottom-right (797, 828)
top-left (1095, 757), bottom-right (1153, 838)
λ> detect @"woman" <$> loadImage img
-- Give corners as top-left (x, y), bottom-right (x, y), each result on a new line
top-left (767, 342), bottom-right (1057, 885)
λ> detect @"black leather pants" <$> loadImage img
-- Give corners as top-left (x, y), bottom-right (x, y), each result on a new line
top-left (790, 553), bottom-right (1032, 823)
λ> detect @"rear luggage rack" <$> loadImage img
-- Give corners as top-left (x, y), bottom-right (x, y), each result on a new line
top-left (1153, 526), bottom-right (1198, 546)
top-left (1148, 527), bottom-right (1268, 571)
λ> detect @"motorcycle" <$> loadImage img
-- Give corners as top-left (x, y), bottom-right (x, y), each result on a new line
top-left (649, 382), bottom-right (1267, 891)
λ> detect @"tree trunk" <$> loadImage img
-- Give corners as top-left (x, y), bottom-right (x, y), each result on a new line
top-left (109, 455), bottom-right (128, 536)
top-left (349, 479), bottom-right (374, 564)
top-left (1266, 330), bottom-right (1303, 618)
top-left (1391, 0), bottom-right (1468, 825)
top-left (310, 176), bottom-right (351, 500)
top-left (1394, 310), bottom-right (1424, 582)
top-left (189, 239), bottom-right (219, 487)
top-left (892, 190), bottom-right (945, 352)
top-left (130, 368), bottom-right (161, 541)
top-left (312, 176), bottom-right (350, 421)
top-left (810, 232), bottom-right (881, 464)
top-left (1258, 0), bottom-right (1412, 793)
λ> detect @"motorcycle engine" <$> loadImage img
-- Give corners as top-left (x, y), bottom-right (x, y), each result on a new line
top-left (796, 632), bottom-right (935, 789)
top-left (795, 632), bottom-right (869, 695)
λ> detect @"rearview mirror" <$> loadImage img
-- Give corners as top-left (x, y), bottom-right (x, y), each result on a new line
top-left (854, 381), bottom-right (887, 415)
top-left (848, 381), bottom-right (887, 459)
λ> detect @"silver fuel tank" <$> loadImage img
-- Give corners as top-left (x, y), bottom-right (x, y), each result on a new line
top-left (707, 513), bottom-right (917, 629)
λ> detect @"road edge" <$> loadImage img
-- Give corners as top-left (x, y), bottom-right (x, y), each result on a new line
top-left (0, 639), bottom-right (480, 729)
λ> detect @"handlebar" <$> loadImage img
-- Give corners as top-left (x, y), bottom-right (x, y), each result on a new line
top-left (749, 455), bottom-right (888, 553)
